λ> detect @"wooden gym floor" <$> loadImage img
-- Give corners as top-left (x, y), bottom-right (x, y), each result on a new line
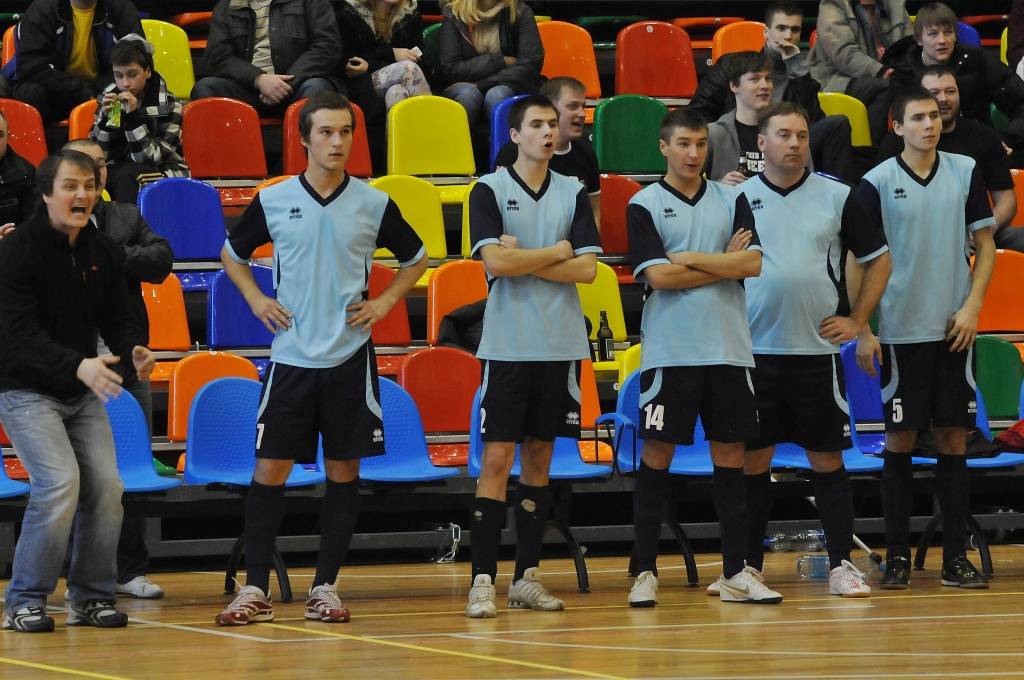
top-left (3, 547), bottom-right (1024, 679)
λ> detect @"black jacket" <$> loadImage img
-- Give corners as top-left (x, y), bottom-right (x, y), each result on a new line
top-left (7, 0), bottom-right (142, 98)
top-left (884, 36), bottom-right (1024, 147)
top-left (0, 148), bottom-right (35, 227)
top-left (92, 200), bottom-right (174, 344)
top-left (436, 2), bottom-right (543, 92)
top-left (0, 210), bottom-right (144, 399)
top-left (334, 0), bottom-right (422, 74)
top-left (205, 0), bottom-right (345, 92)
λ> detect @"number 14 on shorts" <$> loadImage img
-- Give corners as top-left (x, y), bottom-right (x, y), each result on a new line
top-left (644, 403), bottom-right (665, 431)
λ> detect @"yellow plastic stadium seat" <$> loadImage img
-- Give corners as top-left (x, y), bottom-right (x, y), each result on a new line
top-left (369, 175), bottom-right (448, 263)
top-left (535, 15), bottom-right (552, 23)
top-left (460, 180), bottom-right (477, 257)
top-left (142, 20), bottom-right (196, 101)
top-left (817, 92), bottom-right (872, 147)
top-left (1001, 27), bottom-right (1009, 65)
top-left (577, 262), bottom-right (628, 372)
top-left (437, 184), bottom-right (470, 205)
top-left (617, 343), bottom-right (642, 387)
top-left (387, 95), bottom-right (475, 176)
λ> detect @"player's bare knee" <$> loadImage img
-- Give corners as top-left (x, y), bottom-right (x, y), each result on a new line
top-left (481, 444), bottom-right (516, 478)
top-left (710, 441), bottom-right (745, 468)
top-left (806, 450), bottom-right (844, 473)
top-left (253, 458), bottom-right (293, 486)
top-left (933, 426), bottom-right (967, 455)
top-left (743, 447), bottom-right (774, 474)
top-left (325, 458), bottom-right (360, 483)
top-left (885, 431), bottom-right (917, 453)
top-left (641, 440), bottom-right (674, 469)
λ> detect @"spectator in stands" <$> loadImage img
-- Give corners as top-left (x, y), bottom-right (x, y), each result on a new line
top-left (876, 67), bottom-right (1022, 253)
top-left (690, 2), bottom-right (853, 182)
top-left (494, 76), bottom-right (601, 225)
top-left (0, 111), bottom-right (36, 236)
top-left (884, 3), bottom-right (1024, 165)
top-left (437, 0), bottom-right (544, 128)
top-left (90, 35), bottom-right (188, 204)
top-left (1009, 0), bottom-right (1024, 76)
top-left (0, 149), bottom-right (155, 633)
top-left (65, 138), bottom-right (173, 601)
top-left (191, 0), bottom-right (343, 115)
top-left (8, 0), bottom-right (143, 123)
top-left (334, 0), bottom-right (430, 172)
top-left (808, 0), bottom-right (913, 143)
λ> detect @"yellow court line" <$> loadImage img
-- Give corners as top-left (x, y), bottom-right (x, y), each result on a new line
top-left (0, 656), bottom-right (132, 680)
top-left (266, 622), bottom-right (628, 680)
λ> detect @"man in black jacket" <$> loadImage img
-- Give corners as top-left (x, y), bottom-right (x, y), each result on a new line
top-left (690, 2), bottom-right (854, 182)
top-left (0, 149), bottom-right (154, 633)
top-left (8, 0), bottom-right (143, 123)
top-left (190, 0), bottom-right (343, 114)
top-left (0, 111), bottom-right (36, 234)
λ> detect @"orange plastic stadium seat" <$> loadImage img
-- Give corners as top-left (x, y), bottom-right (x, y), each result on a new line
top-left (399, 347), bottom-right (480, 466)
top-left (616, 21), bottom-right (698, 98)
top-left (68, 99), bottom-right (98, 141)
top-left (283, 98), bottom-right (373, 177)
top-left (1, 26), bottom-right (14, 68)
top-left (671, 16), bottom-right (744, 49)
top-left (167, 351), bottom-right (259, 442)
top-left (537, 21), bottom-right (601, 98)
top-left (426, 259), bottom-right (488, 346)
top-left (578, 359), bottom-right (613, 463)
top-left (977, 249), bottom-right (1024, 333)
top-left (0, 99), bottom-right (47, 166)
top-left (711, 21), bottom-right (767, 64)
top-left (169, 11), bottom-right (213, 50)
top-left (143, 274), bottom-right (191, 352)
top-left (1010, 169), bottom-right (1024, 227)
top-left (182, 98), bottom-right (267, 179)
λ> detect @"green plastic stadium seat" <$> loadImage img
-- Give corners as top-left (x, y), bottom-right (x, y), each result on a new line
top-left (976, 335), bottom-right (1024, 420)
top-left (593, 95), bottom-right (668, 174)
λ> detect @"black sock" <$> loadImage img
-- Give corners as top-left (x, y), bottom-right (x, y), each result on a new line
top-left (935, 454), bottom-right (969, 563)
top-left (744, 471), bottom-right (772, 571)
top-left (882, 450), bottom-right (913, 560)
top-left (632, 461), bottom-right (670, 576)
top-left (513, 483), bottom-right (550, 582)
top-left (471, 497), bottom-right (506, 585)
top-left (813, 467), bottom-right (854, 570)
top-left (313, 478), bottom-right (361, 588)
top-left (712, 466), bottom-right (747, 579)
top-left (244, 480), bottom-right (287, 595)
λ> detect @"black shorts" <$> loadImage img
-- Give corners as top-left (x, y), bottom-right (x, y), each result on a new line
top-left (479, 360), bottom-right (582, 443)
top-left (880, 341), bottom-right (977, 432)
top-left (255, 343), bottom-right (385, 463)
top-left (637, 365), bottom-right (759, 445)
top-left (746, 354), bottom-right (852, 452)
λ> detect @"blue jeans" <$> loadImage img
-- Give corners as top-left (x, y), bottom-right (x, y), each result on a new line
top-left (0, 390), bottom-right (124, 611)
top-left (444, 82), bottom-right (516, 126)
top-left (190, 76), bottom-right (336, 116)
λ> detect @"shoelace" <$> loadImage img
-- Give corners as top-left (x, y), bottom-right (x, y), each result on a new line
top-left (469, 582), bottom-right (495, 602)
top-left (516, 578), bottom-right (554, 603)
top-left (310, 588), bottom-right (344, 610)
top-left (226, 590), bottom-right (269, 615)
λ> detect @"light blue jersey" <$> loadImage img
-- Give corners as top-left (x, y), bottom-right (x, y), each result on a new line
top-left (743, 172), bottom-right (889, 355)
top-left (470, 167), bottom-right (603, 362)
top-left (628, 179), bottom-right (760, 370)
top-left (226, 175), bottom-right (425, 368)
top-left (857, 152), bottom-right (995, 344)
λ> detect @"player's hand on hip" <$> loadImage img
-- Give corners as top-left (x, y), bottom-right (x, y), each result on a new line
top-left (855, 331), bottom-right (882, 377)
top-left (132, 346), bottom-right (156, 382)
top-left (0, 223), bottom-right (14, 239)
top-left (819, 315), bottom-right (862, 344)
top-left (719, 171), bottom-right (748, 186)
top-left (347, 298), bottom-right (391, 331)
top-left (498, 234), bottom-right (519, 249)
top-left (725, 229), bottom-right (752, 252)
top-left (77, 356), bottom-right (123, 402)
top-left (250, 294), bottom-right (292, 333)
top-left (946, 305), bottom-right (979, 352)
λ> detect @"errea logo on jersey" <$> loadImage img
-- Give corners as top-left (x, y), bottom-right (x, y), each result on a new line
top-left (506, 199), bottom-right (520, 212)
top-left (372, 428), bottom-right (384, 443)
top-left (750, 198), bottom-right (763, 211)
top-left (289, 206), bottom-right (303, 219)
top-left (968, 400), bottom-right (978, 414)
top-left (893, 187), bottom-right (907, 200)
top-left (662, 207), bottom-right (677, 218)
top-left (566, 411), bottom-right (580, 425)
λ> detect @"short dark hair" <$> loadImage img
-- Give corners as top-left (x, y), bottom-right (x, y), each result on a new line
top-left (539, 77), bottom-right (586, 103)
top-left (724, 51), bottom-right (774, 88)
top-left (757, 101), bottom-right (810, 133)
top-left (110, 38), bottom-right (153, 70)
top-left (508, 94), bottom-right (558, 132)
top-left (659, 107), bottom-right (707, 142)
top-left (913, 2), bottom-right (958, 41)
top-left (37, 150), bottom-right (100, 197)
top-left (765, 2), bottom-right (803, 24)
top-left (299, 91), bottom-right (356, 142)
top-left (890, 86), bottom-right (938, 124)
top-left (919, 64), bottom-right (957, 83)
top-left (62, 138), bottom-right (103, 157)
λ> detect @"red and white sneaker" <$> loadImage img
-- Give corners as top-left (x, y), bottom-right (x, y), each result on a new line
top-left (305, 584), bottom-right (351, 623)
top-left (829, 560), bottom-right (872, 598)
top-left (215, 585), bottom-right (273, 626)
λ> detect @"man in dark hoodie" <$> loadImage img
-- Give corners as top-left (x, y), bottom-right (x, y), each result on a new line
top-left (8, 0), bottom-right (143, 123)
top-left (0, 111), bottom-right (36, 235)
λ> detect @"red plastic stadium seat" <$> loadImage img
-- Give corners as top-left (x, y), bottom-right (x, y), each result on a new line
top-left (0, 99), bottom-right (47, 166)
top-left (369, 263), bottom-right (413, 347)
top-left (671, 16), bottom-right (744, 50)
top-left (599, 174), bottom-right (642, 254)
top-left (283, 98), bottom-right (372, 177)
top-left (181, 98), bottom-right (268, 179)
top-left (616, 21), bottom-right (698, 98)
top-left (399, 347), bottom-right (480, 465)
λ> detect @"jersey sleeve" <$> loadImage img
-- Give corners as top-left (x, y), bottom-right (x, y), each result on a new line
top-left (568, 187), bottom-right (603, 255)
top-left (376, 198), bottom-right (426, 267)
top-left (582, 143), bottom-right (601, 195)
top-left (733, 192), bottom-right (762, 252)
top-left (965, 162), bottom-right (997, 232)
top-left (224, 194), bottom-right (271, 263)
top-left (469, 182), bottom-right (503, 258)
top-left (840, 191), bottom-right (889, 263)
top-left (626, 202), bottom-right (669, 280)
top-left (853, 178), bottom-right (888, 253)
top-left (494, 141), bottom-right (517, 169)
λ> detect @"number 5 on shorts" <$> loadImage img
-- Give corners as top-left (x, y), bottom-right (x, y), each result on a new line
top-left (644, 403), bottom-right (665, 431)
top-left (891, 398), bottom-right (903, 424)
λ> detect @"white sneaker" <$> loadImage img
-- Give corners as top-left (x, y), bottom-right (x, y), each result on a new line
top-left (628, 571), bottom-right (657, 608)
top-left (466, 574), bottom-right (497, 619)
top-left (507, 567), bottom-right (565, 611)
top-left (719, 569), bottom-right (783, 604)
top-left (115, 576), bottom-right (165, 599)
top-left (707, 565), bottom-right (764, 596)
top-left (829, 560), bottom-right (871, 598)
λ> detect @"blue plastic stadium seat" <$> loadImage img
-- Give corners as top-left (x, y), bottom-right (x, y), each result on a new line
top-left (105, 391), bottom-right (182, 493)
top-left (138, 178), bottom-right (226, 261)
top-left (207, 266), bottom-right (275, 349)
top-left (489, 94), bottom-right (528, 171)
top-left (967, 391), bottom-right (1024, 469)
top-left (177, 271), bottom-right (218, 293)
top-left (0, 455), bottom-right (29, 499)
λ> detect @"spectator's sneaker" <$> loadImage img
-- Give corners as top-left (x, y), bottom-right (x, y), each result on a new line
top-left (214, 585), bottom-right (273, 626)
top-left (2, 606), bottom-right (55, 633)
top-left (115, 576), bottom-right (164, 599)
top-left (628, 571), bottom-right (658, 608)
top-left (466, 574), bottom-right (497, 619)
top-left (829, 560), bottom-right (872, 597)
top-left (66, 600), bottom-right (128, 628)
top-left (719, 569), bottom-right (783, 604)
top-left (305, 584), bottom-right (351, 622)
top-left (880, 556), bottom-right (911, 590)
top-left (507, 567), bottom-right (565, 611)
top-left (941, 555), bottom-right (989, 589)
top-left (707, 565), bottom-right (764, 596)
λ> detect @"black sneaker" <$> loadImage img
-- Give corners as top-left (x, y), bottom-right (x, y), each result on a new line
top-left (941, 555), bottom-right (989, 589)
top-left (880, 556), bottom-right (911, 590)
top-left (66, 600), bottom-right (128, 628)
top-left (2, 606), bottom-right (55, 633)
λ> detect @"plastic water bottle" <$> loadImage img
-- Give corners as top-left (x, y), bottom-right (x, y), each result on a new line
top-left (796, 554), bottom-right (830, 580)
top-left (766, 528), bottom-right (826, 552)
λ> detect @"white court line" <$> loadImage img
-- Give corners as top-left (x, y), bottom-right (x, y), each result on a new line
top-left (631, 673), bottom-right (1024, 679)
top-left (797, 604), bottom-right (876, 610)
top-left (125, 614), bottom-right (340, 644)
